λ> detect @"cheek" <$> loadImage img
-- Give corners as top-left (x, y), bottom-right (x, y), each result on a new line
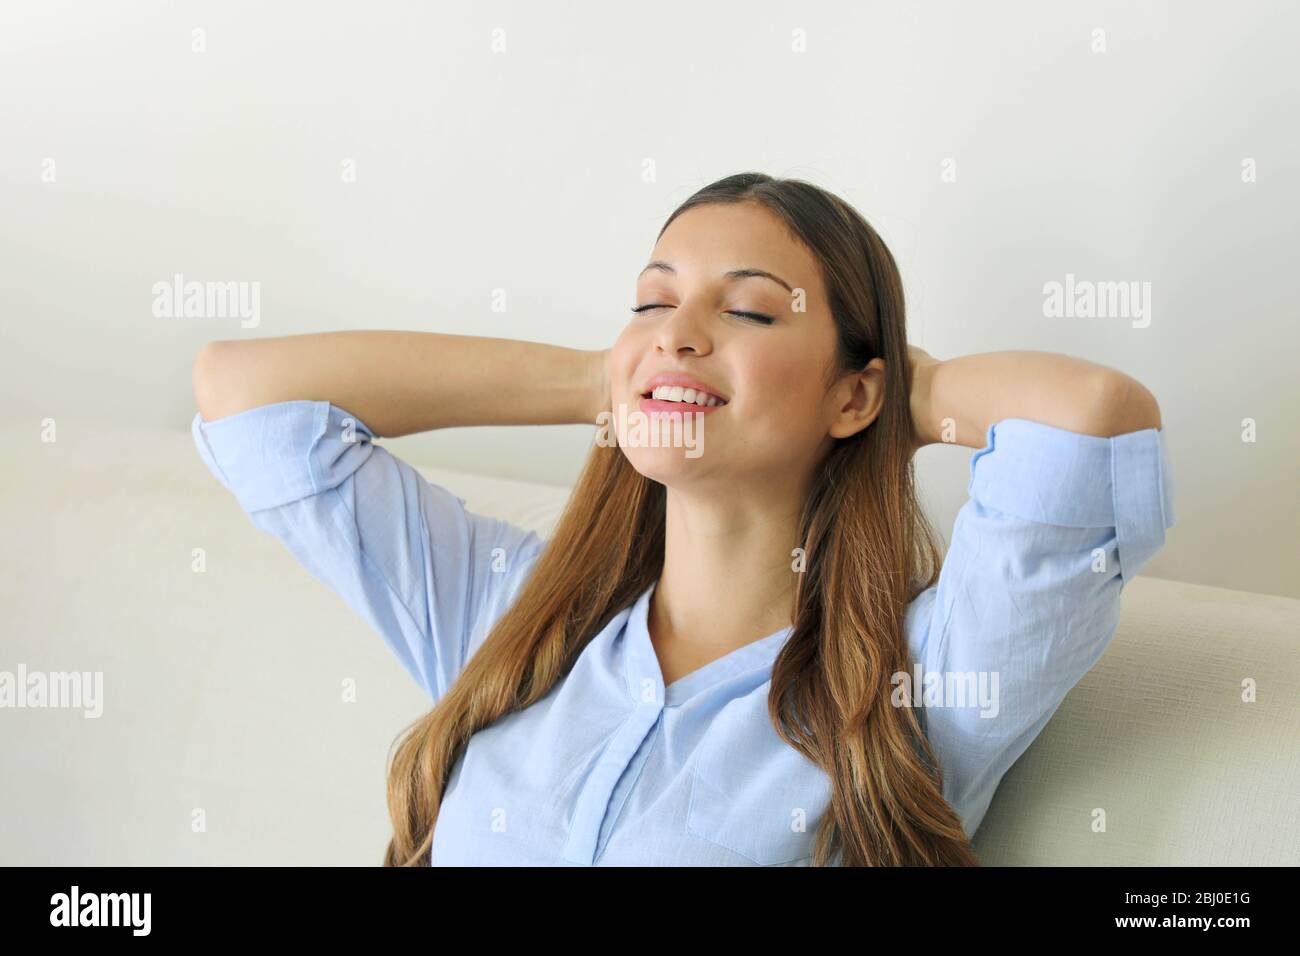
top-left (744, 352), bottom-right (821, 411)
top-left (741, 369), bottom-right (828, 446)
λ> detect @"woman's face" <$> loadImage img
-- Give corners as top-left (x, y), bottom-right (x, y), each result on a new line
top-left (609, 201), bottom-right (871, 494)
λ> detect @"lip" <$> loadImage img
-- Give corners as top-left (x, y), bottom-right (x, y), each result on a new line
top-left (638, 372), bottom-right (729, 405)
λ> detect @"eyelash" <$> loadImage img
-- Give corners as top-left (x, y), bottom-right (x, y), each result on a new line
top-left (629, 304), bottom-right (774, 325)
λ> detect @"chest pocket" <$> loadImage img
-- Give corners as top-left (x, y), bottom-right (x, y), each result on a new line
top-left (686, 733), bottom-right (834, 866)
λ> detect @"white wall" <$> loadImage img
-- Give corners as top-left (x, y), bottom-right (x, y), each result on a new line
top-left (1, 0), bottom-right (1295, 597)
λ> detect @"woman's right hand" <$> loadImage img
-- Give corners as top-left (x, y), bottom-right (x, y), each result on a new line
top-left (589, 347), bottom-right (612, 421)
top-left (195, 332), bottom-right (610, 437)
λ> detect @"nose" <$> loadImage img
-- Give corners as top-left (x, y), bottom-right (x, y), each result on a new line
top-left (652, 303), bottom-right (713, 357)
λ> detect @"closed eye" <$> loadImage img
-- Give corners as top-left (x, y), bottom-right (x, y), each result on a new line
top-left (630, 304), bottom-right (774, 325)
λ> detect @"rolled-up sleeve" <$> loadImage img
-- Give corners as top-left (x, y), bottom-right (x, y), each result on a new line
top-left (905, 417), bottom-right (1176, 838)
top-left (192, 400), bottom-right (544, 702)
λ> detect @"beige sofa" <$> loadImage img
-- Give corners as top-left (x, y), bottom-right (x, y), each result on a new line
top-left (2, 416), bottom-right (1296, 865)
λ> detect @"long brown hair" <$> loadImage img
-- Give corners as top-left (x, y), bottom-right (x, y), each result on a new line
top-left (384, 172), bottom-right (980, 866)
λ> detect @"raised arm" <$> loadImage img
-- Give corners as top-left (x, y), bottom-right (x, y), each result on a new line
top-left (907, 347), bottom-right (1162, 449)
top-left (190, 331), bottom-right (611, 701)
top-left (192, 331), bottom-right (609, 436)
top-left (901, 350), bottom-right (1174, 835)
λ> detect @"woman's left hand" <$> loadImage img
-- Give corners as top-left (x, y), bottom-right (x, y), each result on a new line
top-left (907, 345), bottom-right (942, 452)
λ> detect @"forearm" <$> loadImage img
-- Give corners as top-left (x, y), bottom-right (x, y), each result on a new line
top-left (911, 350), bottom-right (1162, 449)
top-left (192, 331), bottom-right (605, 437)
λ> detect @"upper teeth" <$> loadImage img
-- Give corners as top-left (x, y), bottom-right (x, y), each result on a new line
top-left (649, 385), bottom-right (724, 406)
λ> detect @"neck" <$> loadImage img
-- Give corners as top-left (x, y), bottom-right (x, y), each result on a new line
top-left (651, 480), bottom-right (803, 652)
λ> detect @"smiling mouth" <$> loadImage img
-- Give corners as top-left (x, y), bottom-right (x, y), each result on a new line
top-left (639, 388), bottom-right (729, 408)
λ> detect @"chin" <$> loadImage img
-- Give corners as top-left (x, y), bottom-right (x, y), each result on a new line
top-left (619, 443), bottom-right (717, 487)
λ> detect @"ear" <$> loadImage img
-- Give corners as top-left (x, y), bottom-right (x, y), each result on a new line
top-left (827, 358), bottom-right (887, 439)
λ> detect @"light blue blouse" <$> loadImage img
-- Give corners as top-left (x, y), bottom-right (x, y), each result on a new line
top-left (192, 400), bottom-right (1175, 865)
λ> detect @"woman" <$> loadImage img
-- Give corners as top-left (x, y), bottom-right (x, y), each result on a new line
top-left (191, 172), bottom-right (1174, 866)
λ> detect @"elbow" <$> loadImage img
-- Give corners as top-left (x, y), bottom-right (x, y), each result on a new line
top-left (1090, 371), bottom-right (1162, 436)
top-left (192, 341), bottom-right (238, 423)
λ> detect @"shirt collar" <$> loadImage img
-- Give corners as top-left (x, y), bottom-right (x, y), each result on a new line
top-left (623, 580), bottom-right (795, 707)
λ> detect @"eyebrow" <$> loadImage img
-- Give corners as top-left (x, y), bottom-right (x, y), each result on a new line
top-left (638, 260), bottom-right (794, 294)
